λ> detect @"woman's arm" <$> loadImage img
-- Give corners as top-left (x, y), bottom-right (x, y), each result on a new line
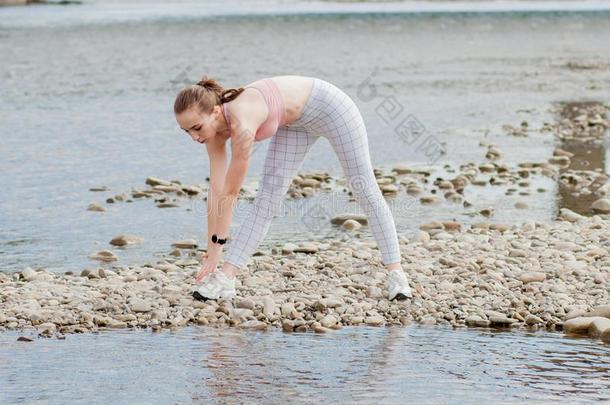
top-left (196, 129), bottom-right (254, 282)
top-left (207, 96), bottom-right (266, 252)
top-left (208, 127), bottom-right (255, 242)
top-left (205, 140), bottom-right (228, 250)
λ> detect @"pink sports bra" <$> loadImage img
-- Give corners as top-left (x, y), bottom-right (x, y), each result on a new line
top-left (221, 78), bottom-right (287, 142)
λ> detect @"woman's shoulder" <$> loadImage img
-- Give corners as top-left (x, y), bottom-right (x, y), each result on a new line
top-left (224, 93), bottom-right (268, 132)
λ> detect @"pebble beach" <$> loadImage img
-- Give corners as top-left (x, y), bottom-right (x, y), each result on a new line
top-left (2, 206), bottom-right (609, 341)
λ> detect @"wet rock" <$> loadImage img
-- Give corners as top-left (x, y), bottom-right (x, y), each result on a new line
top-left (563, 317), bottom-right (594, 335)
top-left (320, 314), bottom-right (338, 328)
top-left (87, 203), bottom-right (106, 212)
top-left (406, 184), bottom-right (423, 195)
top-left (171, 239), bottom-right (198, 249)
top-left (591, 198), bottom-right (610, 214)
top-left (548, 156), bottom-right (570, 166)
top-left (466, 315), bottom-right (490, 327)
top-left (89, 250), bottom-right (118, 262)
top-left (525, 314), bottom-right (544, 325)
top-left (313, 323), bottom-right (332, 333)
top-left (239, 320), bottom-right (268, 330)
top-left (553, 148), bottom-right (574, 158)
top-left (420, 316), bottom-right (437, 325)
top-left (342, 219), bottom-right (362, 231)
top-left (262, 296), bottom-right (275, 319)
top-left (281, 243), bottom-right (298, 254)
top-left (20, 267), bottom-right (37, 282)
top-left (442, 221), bottom-right (461, 232)
top-left (479, 163), bottom-right (496, 173)
top-left (89, 186), bottom-right (109, 192)
top-left (485, 146), bottom-right (502, 161)
top-left (479, 207), bottom-right (495, 217)
top-left (413, 230), bottom-right (430, 243)
top-left (330, 213), bottom-right (368, 226)
top-left (420, 195), bottom-right (441, 205)
top-left (391, 164), bottom-right (413, 174)
top-left (365, 316), bottom-right (385, 326)
top-left (315, 297), bottom-right (343, 310)
top-left (145, 177), bottom-right (172, 187)
top-left (588, 317), bottom-right (610, 337)
top-left (293, 243), bottom-right (318, 254)
top-left (107, 319), bottom-right (128, 329)
top-left (235, 298), bottom-right (255, 310)
top-left (37, 322), bottom-right (57, 335)
top-left (110, 234), bottom-right (143, 247)
top-left (437, 180), bottom-right (453, 190)
top-left (488, 315), bottom-right (517, 327)
top-left (231, 308), bottom-right (254, 320)
top-left (153, 185), bottom-right (182, 193)
top-left (515, 202), bottom-right (528, 209)
top-left (282, 319), bottom-right (295, 332)
top-left (586, 305), bottom-right (610, 319)
top-left (381, 184), bottom-right (399, 195)
top-left (129, 299), bottom-right (152, 313)
top-left (182, 185), bottom-right (203, 195)
top-left (281, 302), bottom-right (296, 317)
top-left (420, 221), bottom-right (444, 231)
top-left (519, 272), bottom-right (546, 284)
top-left (157, 202), bottom-right (179, 208)
top-left (174, 258), bottom-right (199, 267)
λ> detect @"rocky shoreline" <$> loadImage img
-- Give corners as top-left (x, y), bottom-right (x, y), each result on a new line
top-left (2, 101), bottom-right (610, 342)
top-left (0, 0), bottom-right (27, 5)
top-left (0, 0), bottom-right (80, 6)
top-left (2, 211), bottom-right (609, 342)
top-left (85, 103), bottom-right (610, 218)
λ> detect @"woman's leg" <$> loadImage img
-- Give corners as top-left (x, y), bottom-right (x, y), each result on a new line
top-left (324, 96), bottom-right (402, 268)
top-left (222, 127), bottom-right (319, 275)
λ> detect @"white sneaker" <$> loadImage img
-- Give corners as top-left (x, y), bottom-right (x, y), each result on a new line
top-left (386, 269), bottom-right (412, 301)
top-left (192, 271), bottom-right (237, 301)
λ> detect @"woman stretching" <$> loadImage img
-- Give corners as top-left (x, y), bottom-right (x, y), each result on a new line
top-left (174, 75), bottom-right (412, 302)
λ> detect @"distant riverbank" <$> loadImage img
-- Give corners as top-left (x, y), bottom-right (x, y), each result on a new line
top-left (0, 0), bottom-right (28, 5)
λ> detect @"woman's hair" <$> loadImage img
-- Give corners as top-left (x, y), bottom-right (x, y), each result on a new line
top-left (173, 75), bottom-right (245, 115)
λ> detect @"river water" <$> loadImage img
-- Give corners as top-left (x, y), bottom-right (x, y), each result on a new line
top-left (1, 1), bottom-right (609, 402)
top-left (1, 326), bottom-right (609, 403)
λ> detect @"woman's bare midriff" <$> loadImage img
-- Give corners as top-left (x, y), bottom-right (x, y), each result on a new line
top-left (247, 75), bottom-right (314, 126)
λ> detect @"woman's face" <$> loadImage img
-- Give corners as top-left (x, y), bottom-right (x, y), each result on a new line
top-left (176, 105), bottom-right (220, 144)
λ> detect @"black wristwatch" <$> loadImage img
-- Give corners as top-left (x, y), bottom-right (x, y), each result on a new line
top-left (211, 234), bottom-right (228, 245)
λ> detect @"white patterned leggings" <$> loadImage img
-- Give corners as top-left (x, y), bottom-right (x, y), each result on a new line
top-left (223, 77), bottom-right (402, 269)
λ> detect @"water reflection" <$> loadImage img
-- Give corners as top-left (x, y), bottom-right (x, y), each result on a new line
top-left (7, 326), bottom-right (605, 403)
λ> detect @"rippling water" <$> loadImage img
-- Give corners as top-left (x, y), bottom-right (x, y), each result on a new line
top-left (1, 326), bottom-right (609, 403)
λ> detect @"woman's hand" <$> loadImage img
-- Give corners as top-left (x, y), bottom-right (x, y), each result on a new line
top-left (195, 245), bottom-right (223, 284)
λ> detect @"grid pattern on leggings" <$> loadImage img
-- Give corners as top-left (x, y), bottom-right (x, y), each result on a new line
top-left (223, 126), bottom-right (319, 269)
top-left (223, 78), bottom-right (402, 269)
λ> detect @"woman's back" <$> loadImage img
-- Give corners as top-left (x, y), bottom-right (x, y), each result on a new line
top-left (222, 75), bottom-right (315, 141)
